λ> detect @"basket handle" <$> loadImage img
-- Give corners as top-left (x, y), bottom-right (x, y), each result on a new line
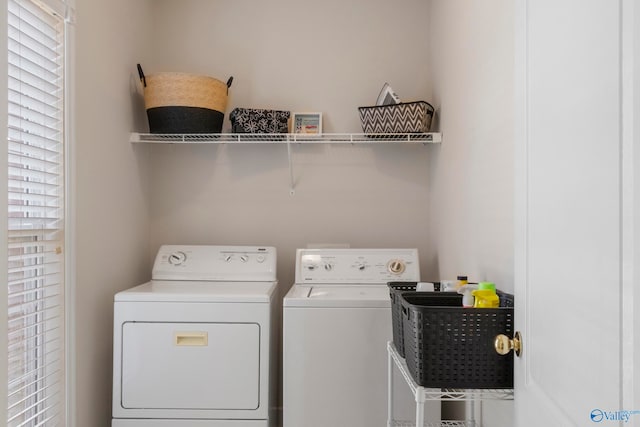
top-left (137, 64), bottom-right (146, 88)
top-left (402, 305), bottom-right (409, 319)
top-left (226, 76), bottom-right (233, 94)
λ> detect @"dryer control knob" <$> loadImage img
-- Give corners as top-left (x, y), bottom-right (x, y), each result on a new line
top-left (168, 251), bottom-right (187, 266)
top-left (240, 255), bottom-right (249, 263)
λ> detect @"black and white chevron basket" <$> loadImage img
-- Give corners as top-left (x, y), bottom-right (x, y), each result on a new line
top-left (358, 101), bottom-right (434, 135)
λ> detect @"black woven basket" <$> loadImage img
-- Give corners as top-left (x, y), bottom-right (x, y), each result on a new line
top-left (400, 291), bottom-right (514, 389)
top-left (388, 282), bottom-right (417, 358)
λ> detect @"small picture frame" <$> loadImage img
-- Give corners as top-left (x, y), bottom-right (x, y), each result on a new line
top-left (291, 112), bottom-right (322, 135)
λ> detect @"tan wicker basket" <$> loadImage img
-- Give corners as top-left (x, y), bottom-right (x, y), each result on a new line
top-left (137, 64), bottom-right (233, 134)
top-left (143, 72), bottom-right (229, 112)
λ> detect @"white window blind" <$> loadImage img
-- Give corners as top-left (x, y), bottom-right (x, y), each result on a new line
top-left (6, 0), bottom-right (66, 425)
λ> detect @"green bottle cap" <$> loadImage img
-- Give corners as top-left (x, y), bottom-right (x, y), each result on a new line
top-left (478, 282), bottom-right (496, 291)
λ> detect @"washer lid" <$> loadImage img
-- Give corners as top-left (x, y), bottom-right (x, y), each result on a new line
top-left (115, 280), bottom-right (276, 303)
top-left (283, 285), bottom-right (391, 308)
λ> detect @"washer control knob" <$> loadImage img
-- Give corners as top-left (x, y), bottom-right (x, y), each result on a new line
top-left (240, 255), bottom-right (249, 263)
top-left (168, 251), bottom-right (187, 266)
top-left (388, 259), bottom-right (406, 274)
top-left (324, 263), bottom-right (333, 271)
top-left (224, 254), bottom-right (233, 262)
top-left (256, 255), bottom-right (266, 263)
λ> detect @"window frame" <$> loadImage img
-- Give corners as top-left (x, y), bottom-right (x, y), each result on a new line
top-left (4, 0), bottom-right (75, 425)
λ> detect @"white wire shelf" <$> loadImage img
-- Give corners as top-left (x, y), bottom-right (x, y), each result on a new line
top-left (388, 341), bottom-right (513, 427)
top-left (131, 132), bottom-right (442, 195)
top-left (388, 342), bottom-right (514, 402)
top-left (130, 132), bottom-right (442, 144)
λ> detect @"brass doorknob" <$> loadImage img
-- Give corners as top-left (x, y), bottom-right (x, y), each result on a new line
top-left (494, 331), bottom-right (522, 356)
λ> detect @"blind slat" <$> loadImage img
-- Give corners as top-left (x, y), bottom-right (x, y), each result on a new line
top-left (8, 375), bottom-right (61, 412)
top-left (8, 157), bottom-right (62, 173)
top-left (9, 89), bottom-right (63, 122)
top-left (8, 369), bottom-right (61, 403)
top-left (8, 115), bottom-right (63, 138)
top-left (8, 219), bottom-right (63, 230)
top-left (8, 30), bottom-right (60, 66)
top-left (9, 343), bottom-right (62, 375)
top-left (8, 166), bottom-right (61, 183)
top-left (8, 1), bottom-right (59, 40)
top-left (9, 310), bottom-right (60, 331)
top-left (10, 394), bottom-right (61, 425)
top-left (8, 337), bottom-right (62, 368)
top-left (7, 273), bottom-right (61, 291)
top-left (7, 295), bottom-right (60, 310)
top-left (8, 104), bottom-right (63, 132)
top-left (8, 357), bottom-right (62, 391)
top-left (8, 50), bottom-right (59, 85)
top-left (8, 325), bottom-right (61, 351)
top-left (8, 305), bottom-right (59, 329)
top-left (8, 179), bottom-right (58, 194)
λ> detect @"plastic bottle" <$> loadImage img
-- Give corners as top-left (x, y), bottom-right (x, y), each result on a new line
top-left (456, 283), bottom-right (478, 307)
top-left (472, 282), bottom-right (500, 308)
top-left (440, 280), bottom-right (456, 292)
top-left (456, 275), bottom-right (468, 289)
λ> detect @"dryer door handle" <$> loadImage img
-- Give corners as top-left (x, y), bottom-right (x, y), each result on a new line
top-left (174, 331), bottom-right (209, 346)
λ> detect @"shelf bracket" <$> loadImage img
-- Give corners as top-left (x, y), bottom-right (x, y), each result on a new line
top-left (287, 139), bottom-right (295, 195)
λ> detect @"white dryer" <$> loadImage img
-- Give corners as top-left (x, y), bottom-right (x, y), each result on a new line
top-left (282, 248), bottom-right (440, 427)
top-left (112, 245), bottom-right (277, 427)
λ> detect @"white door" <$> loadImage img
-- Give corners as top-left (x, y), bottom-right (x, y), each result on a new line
top-left (514, 1), bottom-right (636, 426)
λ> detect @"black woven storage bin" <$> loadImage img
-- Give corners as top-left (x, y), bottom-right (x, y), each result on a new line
top-left (401, 291), bottom-right (514, 389)
top-left (388, 282), bottom-right (444, 357)
top-left (388, 282), bottom-right (417, 358)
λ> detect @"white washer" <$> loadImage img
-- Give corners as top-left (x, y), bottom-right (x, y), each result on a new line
top-left (112, 245), bottom-right (277, 427)
top-left (282, 248), bottom-right (440, 427)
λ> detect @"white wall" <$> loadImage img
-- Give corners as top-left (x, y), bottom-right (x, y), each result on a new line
top-left (139, 2), bottom-right (434, 423)
top-left (428, 1), bottom-right (515, 424)
top-left (145, 0), bottom-right (435, 293)
top-left (70, 0), bottom-right (518, 425)
top-left (74, 0), bottom-right (153, 425)
top-left (428, 0), bottom-right (514, 290)
top-left (74, 1), bottom-right (435, 425)
top-left (149, 0), bottom-right (432, 134)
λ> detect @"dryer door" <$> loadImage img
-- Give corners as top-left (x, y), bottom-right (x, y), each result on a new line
top-left (120, 321), bottom-right (260, 410)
